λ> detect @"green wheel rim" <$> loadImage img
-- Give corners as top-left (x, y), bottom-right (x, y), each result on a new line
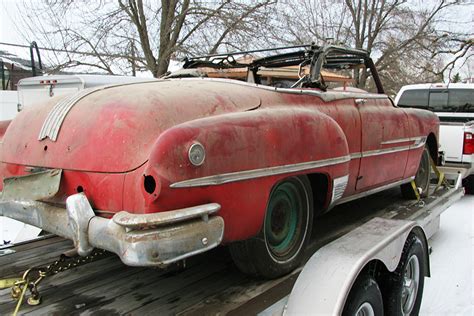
top-left (265, 179), bottom-right (306, 260)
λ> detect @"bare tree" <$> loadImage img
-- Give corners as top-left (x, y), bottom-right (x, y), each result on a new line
top-left (15, 0), bottom-right (276, 77)
top-left (274, 0), bottom-right (472, 94)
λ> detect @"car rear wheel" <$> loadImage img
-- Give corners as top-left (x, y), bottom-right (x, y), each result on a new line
top-left (462, 175), bottom-right (474, 194)
top-left (229, 176), bottom-right (313, 279)
top-left (401, 146), bottom-right (430, 199)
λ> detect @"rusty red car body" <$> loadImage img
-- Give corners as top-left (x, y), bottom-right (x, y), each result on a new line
top-left (0, 45), bottom-right (439, 278)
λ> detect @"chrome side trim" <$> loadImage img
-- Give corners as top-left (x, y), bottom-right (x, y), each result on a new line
top-left (170, 155), bottom-right (351, 188)
top-left (330, 175), bottom-right (349, 204)
top-left (171, 137), bottom-right (426, 189)
top-left (354, 136), bottom-right (427, 158)
top-left (380, 137), bottom-right (412, 145)
top-left (171, 138), bottom-right (427, 189)
top-left (411, 136), bottom-right (427, 148)
top-left (380, 136), bottom-right (426, 146)
top-left (362, 145), bottom-right (412, 157)
top-left (332, 177), bottom-right (414, 207)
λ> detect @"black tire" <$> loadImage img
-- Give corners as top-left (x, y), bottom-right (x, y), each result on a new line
top-left (462, 175), bottom-right (474, 195)
top-left (229, 176), bottom-right (313, 279)
top-left (342, 274), bottom-right (384, 316)
top-left (401, 146), bottom-right (430, 199)
top-left (385, 233), bottom-right (426, 316)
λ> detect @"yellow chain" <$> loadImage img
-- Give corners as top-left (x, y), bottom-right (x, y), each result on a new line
top-left (12, 278), bottom-right (28, 316)
top-left (0, 278), bottom-right (23, 289)
top-left (3, 248), bottom-right (108, 314)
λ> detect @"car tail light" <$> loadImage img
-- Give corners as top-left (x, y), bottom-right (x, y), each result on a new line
top-left (463, 132), bottom-right (474, 155)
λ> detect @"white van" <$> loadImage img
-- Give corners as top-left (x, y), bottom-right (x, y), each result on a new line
top-left (17, 74), bottom-right (155, 111)
top-left (0, 74), bottom-right (155, 121)
top-left (394, 83), bottom-right (474, 190)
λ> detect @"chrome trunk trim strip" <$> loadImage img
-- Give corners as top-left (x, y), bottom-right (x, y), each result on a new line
top-left (38, 80), bottom-right (159, 142)
top-left (38, 87), bottom-right (102, 141)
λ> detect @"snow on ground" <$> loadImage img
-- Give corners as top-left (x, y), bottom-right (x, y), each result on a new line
top-left (0, 217), bottom-right (41, 246)
top-left (421, 194), bottom-right (474, 315)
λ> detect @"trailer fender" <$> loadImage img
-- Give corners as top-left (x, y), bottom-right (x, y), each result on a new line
top-left (285, 217), bottom-right (428, 315)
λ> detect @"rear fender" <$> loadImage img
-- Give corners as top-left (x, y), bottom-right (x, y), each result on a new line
top-left (143, 108), bottom-right (350, 241)
top-left (149, 108), bottom-right (349, 183)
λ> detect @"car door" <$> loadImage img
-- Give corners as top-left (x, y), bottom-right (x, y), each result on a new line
top-left (356, 97), bottom-right (410, 191)
top-left (314, 99), bottom-right (363, 198)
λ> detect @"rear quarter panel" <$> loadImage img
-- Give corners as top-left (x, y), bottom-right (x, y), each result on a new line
top-left (139, 107), bottom-right (351, 241)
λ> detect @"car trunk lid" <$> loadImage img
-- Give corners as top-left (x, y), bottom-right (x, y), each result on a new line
top-left (2, 79), bottom-right (261, 173)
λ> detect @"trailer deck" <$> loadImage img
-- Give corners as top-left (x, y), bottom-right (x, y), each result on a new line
top-left (0, 186), bottom-right (463, 315)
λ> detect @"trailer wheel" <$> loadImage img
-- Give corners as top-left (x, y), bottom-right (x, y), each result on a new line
top-left (386, 234), bottom-right (426, 316)
top-left (229, 176), bottom-right (313, 279)
top-left (342, 274), bottom-right (383, 316)
top-left (401, 146), bottom-right (430, 199)
top-left (462, 175), bottom-right (474, 194)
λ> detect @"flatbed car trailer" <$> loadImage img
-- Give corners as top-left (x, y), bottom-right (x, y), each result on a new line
top-left (0, 183), bottom-right (464, 315)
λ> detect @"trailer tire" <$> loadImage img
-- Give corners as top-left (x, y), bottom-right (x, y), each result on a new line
top-left (386, 233), bottom-right (426, 316)
top-left (342, 274), bottom-right (383, 316)
top-left (229, 176), bottom-right (313, 279)
top-left (462, 175), bottom-right (474, 194)
top-left (401, 146), bottom-right (430, 199)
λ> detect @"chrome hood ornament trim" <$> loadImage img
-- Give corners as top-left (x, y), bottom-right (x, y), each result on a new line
top-left (38, 87), bottom-right (101, 142)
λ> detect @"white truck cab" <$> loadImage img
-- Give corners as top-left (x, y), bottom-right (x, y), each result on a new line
top-left (395, 83), bottom-right (474, 191)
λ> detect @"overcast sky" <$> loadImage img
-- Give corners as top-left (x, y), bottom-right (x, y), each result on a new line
top-left (1, 1), bottom-right (19, 42)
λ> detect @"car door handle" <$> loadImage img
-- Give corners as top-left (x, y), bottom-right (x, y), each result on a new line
top-left (355, 98), bottom-right (366, 105)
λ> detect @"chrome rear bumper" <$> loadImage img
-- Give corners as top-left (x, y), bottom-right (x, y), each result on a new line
top-left (0, 193), bottom-right (224, 267)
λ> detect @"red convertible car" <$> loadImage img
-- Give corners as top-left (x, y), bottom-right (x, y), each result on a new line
top-left (0, 45), bottom-right (438, 278)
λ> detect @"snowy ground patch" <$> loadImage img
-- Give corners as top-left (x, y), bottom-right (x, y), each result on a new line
top-left (421, 195), bottom-right (473, 315)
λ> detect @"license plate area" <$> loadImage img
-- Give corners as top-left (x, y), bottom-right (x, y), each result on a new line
top-left (2, 169), bottom-right (62, 201)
